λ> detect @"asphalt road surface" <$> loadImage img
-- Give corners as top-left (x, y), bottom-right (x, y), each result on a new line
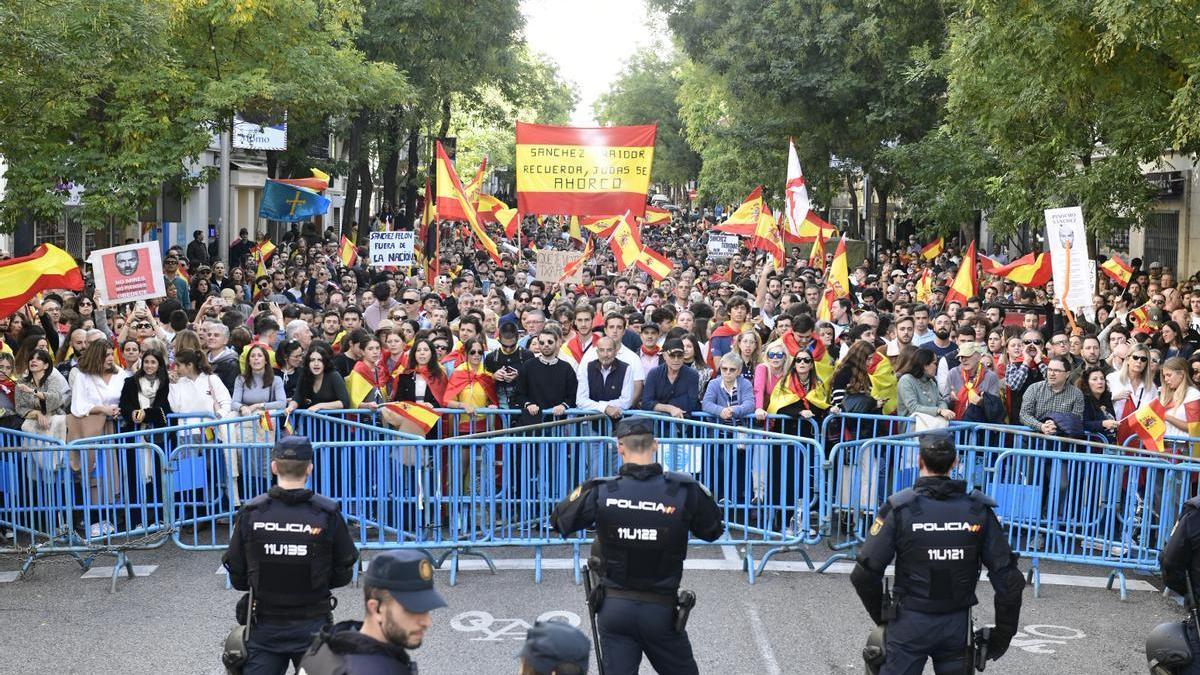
top-left (0, 542), bottom-right (1179, 674)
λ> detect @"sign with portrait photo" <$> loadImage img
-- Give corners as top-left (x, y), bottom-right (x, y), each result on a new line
top-left (88, 241), bottom-right (165, 306)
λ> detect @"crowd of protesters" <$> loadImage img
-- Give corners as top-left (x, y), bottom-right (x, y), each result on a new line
top-left (5, 212), bottom-right (1200, 534)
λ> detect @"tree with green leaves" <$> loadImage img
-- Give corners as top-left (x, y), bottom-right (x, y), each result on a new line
top-left (0, 0), bottom-right (408, 232)
top-left (594, 48), bottom-right (700, 202)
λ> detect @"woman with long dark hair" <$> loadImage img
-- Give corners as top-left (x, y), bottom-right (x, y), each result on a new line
top-left (286, 344), bottom-right (349, 413)
top-left (118, 349), bottom-right (171, 527)
top-left (1078, 365), bottom-right (1118, 443)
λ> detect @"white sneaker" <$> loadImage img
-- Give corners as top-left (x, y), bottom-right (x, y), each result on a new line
top-left (89, 523), bottom-right (103, 538)
top-left (89, 521), bottom-right (115, 537)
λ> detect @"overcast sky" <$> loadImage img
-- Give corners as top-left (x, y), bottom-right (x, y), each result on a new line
top-left (521, 0), bottom-right (667, 125)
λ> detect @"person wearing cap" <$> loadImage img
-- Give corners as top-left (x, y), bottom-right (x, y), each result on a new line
top-left (943, 342), bottom-right (1004, 423)
top-left (552, 418), bottom-right (723, 674)
top-left (298, 550), bottom-right (446, 675)
top-left (639, 337), bottom-right (699, 419)
top-left (850, 432), bottom-right (1024, 674)
top-left (518, 620), bottom-right (590, 675)
top-left (222, 435), bottom-right (359, 675)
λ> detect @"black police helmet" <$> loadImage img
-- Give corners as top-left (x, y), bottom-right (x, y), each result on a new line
top-left (1146, 620), bottom-right (1193, 669)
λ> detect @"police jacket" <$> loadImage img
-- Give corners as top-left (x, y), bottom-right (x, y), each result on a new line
top-left (222, 486), bottom-right (359, 619)
top-left (1162, 495), bottom-right (1200, 599)
top-left (298, 621), bottom-right (415, 675)
top-left (850, 476), bottom-right (1024, 633)
top-left (551, 462), bottom-right (724, 595)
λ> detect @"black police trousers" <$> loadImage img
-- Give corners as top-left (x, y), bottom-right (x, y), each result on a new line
top-left (597, 597), bottom-right (698, 675)
top-left (245, 616), bottom-right (328, 675)
top-left (882, 606), bottom-right (970, 675)
top-left (1182, 619), bottom-right (1200, 675)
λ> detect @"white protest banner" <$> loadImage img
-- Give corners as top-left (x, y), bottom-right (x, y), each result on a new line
top-left (707, 233), bottom-right (740, 260)
top-left (88, 242), bottom-right (165, 306)
top-left (536, 249), bottom-right (583, 284)
top-left (1044, 206), bottom-right (1092, 312)
top-left (369, 231), bottom-right (415, 268)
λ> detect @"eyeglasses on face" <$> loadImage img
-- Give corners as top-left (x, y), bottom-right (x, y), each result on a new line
top-left (766, 351), bottom-right (785, 359)
top-left (1130, 355), bottom-right (1148, 362)
top-left (794, 357), bottom-right (813, 364)
top-left (1023, 339), bottom-right (1043, 345)
top-left (538, 340), bottom-right (557, 347)
top-left (403, 297), bottom-right (419, 304)
top-left (467, 349), bottom-right (484, 356)
top-left (434, 344), bottom-right (450, 352)
top-left (719, 366), bottom-right (739, 373)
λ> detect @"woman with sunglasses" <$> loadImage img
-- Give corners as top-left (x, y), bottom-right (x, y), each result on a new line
top-left (753, 339), bottom-right (790, 422)
top-left (1108, 342), bottom-right (1158, 420)
top-left (767, 346), bottom-right (831, 428)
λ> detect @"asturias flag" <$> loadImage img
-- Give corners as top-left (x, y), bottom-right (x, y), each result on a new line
top-left (259, 180), bottom-right (330, 222)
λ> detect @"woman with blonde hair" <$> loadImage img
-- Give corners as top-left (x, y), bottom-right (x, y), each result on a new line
top-left (1107, 342), bottom-right (1158, 420)
top-left (1160, 356), bottom-right (1200, 442)
top-left (752, 339), bottom-right (790, 421)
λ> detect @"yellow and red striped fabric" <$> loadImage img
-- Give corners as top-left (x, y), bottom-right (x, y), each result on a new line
top-left (0, 245), bottom-right (83, 319)
top-left (978, 251), bottom-right (1051, 287)
top-left (636, 245), bottom-right (674, 281)
top-left (921, 237), bottom-right (944, 260)
top-left (944, 241), bottom-right (978, 306)
top-left (1100, 255), bottom-right (1133, 287)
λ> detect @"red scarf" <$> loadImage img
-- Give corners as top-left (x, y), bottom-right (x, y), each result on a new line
top-left (953, 363), bottom-right (986, 419)
top-left (401, 364), bottom-right (447, 406)
top-left (444, 363), bottom-right (498, 405)
top-left (641, 345), bottom-right (660, 358)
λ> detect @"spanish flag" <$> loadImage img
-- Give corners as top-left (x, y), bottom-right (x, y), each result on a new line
top-left (560, 332), bottom-right (588, 367)
top-left (807, 225), bottom-right (829, 271)
top-left (1128, 301), bottom-right (1155, 328)
top-left (915, 268), bottom-right (934, 303)
top-left (476, 193), bottom-right (507, 224)
top-left (177, 264), bottom-right (190, 284)
top-left (1100, 255), bottom-right (1133, 287)
top-left (978, 251), bottom-right (1051, 287)
top-left (867, 350), bottom-right (898, 415)
top-left (809, 337), bottom-right (835, 383)
top-left (816, 287), bottom-right (835, 322)
top-left (258, 410), bottom-right (276, 434)
top-left (567, 215), bottom-right (584, 243)
top-left (438, 156), bottom-right (487, 221)
top-left (1118, 399), bottom-right (1167, 452)
top-left (381, 401), bottom-right (441, 436)
top-left (498, 208), bottom-right (520, 238)
top-left (921, 237), bottom-right (944, 260)
top-left (559, 236), bottom-right (594, 283)
top-left (345, 360), bottom-right (390, 409)
top-left (714, 187), bottom-right (764, 237)
top-left (794, 210), bottom-right (836, 245)
top-left (436, 141), bottom-right (501, 264)
top-left (275, 168), bottom-right (330, 192)
top-left (338, 236), bottom-right (358, 267)
top-left (643, 205), bottom-right (672, 226)
top-left (827, 237), bottom-right (850, 299)
top-left (255, 252), bottom-right (269, 280)
top-left (419, 178), bottom-right (439, 280)
top-left (636, 245), bottom-right (674, 282)
top-left (581, 215), bottom-right (621, 237)
top-left (944, 241), bottom-right (978, 306)
top-left (749, 204), bottom-right (786, 271)
top-left (253, 239), bottom-right (277, 261)
top-left (8, 245), bottom-right (84, 319)
top-left (766, 372), bottom-right (830, 414)
top-left (444, 362), bottom-right (498, 406)
top-left (607, 210), bottom-right (643, 272)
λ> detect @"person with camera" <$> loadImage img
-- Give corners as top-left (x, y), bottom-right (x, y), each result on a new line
top-left (221, 435), bottom-right (358, 675)
top-left (850, 432), bottom-right (1025, 674)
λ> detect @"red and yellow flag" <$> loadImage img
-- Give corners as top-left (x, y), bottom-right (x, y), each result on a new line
top-left (515, 122), bottom-right (656, 217)
top-left (18, 246), bottom-right (85, 320)
top-left (476, 193), bottom-right (506, 224)
top-left (766, 371), bottom-right (830, 414)
top-left (807, 226), bottom-right (829, 271)
top-left (581, 215), bottom-right (622, 237)
top-left (607, 211), bottom-right (643, 272)
top-left (1129, 301), bottom-right (1155, 328)
top-left (827, 237), bottom-right (850, 299)
top-left (749, 204), bottom-right (786, 271)
top-left (944, 241), bottom-right (978, 306)
top-left (867, 350), bottom-right (898, 415)
top-left (558, 237), bottom-right (595, 283)
top-left (714, 186), bottom-right (764, 236)
top-left (382, 401), bottom-right (441, 435)
top-left (1118, 398), bottom-right (1167, 452)
top-left (915, 268), bottom-right (934, 303)
top-left (568, 215), bottom-right (584, 243)
top-left (921, 237), bottom-right (944, 260)
top-left (253, 239), bottom-right (277, 262)
top-left (1100, 255), bottom-right (1133, 287)
top-left (338, 235), bottom-right (358, 267)
top-left (978, 251), bottom-right (1051, 287)
top-left (636, 245), bottom-right (674, 282)
top-left (438, 157), bottom-right (487, 221)
top-left (258, 410), bottom-right (276, 434)
top-left (793, 210), bottom-right (836, 244)
top-left (436, 141), bottom-right (501, 264)
top-left (275, 168), bottom-right (330, 193)
top-left (642, 205), bottom-right (671, 226)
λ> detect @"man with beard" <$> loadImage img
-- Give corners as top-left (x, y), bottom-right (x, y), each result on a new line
top-left (298, 551), bottom-right (446, 674)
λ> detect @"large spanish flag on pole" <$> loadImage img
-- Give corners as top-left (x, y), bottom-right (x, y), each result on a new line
top-left (978, 251), bottom-right (1052, 287)
top-left (436, 141), bottom-right (501, 264)
top-left (636, 245), bottom-right (674, 281)
top-left (439, 157), bottom-right (487, 221)
top-left (607, 211), bottom-right (643, 272)
top-left (515, 122), bottom-right (656, 217)
top-left (827, 237), bottom-right (850, 299)
top-left (944, 241), bottom-right (978, 306)
top-left (749, 204), bottom-right (786, 271)
top-left (0, 244), bottom-right (84, 319)
top-left (714, 186), bottom-right (764, 236)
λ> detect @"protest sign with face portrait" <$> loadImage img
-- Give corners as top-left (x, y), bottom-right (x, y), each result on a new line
top-left (88, 242), bottom-right (165, 305)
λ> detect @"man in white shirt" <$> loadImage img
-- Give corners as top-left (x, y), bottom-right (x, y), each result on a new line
top-left (576, 337), bottom-right (634, 419)
top-left (578, 313), bottom-right (645, 405)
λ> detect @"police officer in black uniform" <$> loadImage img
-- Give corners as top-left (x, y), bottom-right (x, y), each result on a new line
top-left (1150, 496), bottom-right (1200, 674)
top-left (850, 432), bottom-right (1025, 674)
top-left (223, 435), bottom-right (359, 675)
top-left (551, 418), bottom-right (724, 675)
top-left (299, 550), bottom-right (447, 675)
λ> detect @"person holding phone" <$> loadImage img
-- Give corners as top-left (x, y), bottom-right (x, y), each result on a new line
top-left (483, 321), bottom-right (532, 410)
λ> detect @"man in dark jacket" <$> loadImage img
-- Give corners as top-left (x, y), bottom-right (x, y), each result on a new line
top-left (298, 550), bottom-right (447, 675)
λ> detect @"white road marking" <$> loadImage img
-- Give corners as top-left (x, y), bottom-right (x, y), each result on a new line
top-left (412, 557), bottom-right (1158, 592)
top-left (743, 601), bottom-right (782, 675)
top-left (80, 564), bottom-right (158, 579)
top-left (0, 571), bottom-right (19, 583)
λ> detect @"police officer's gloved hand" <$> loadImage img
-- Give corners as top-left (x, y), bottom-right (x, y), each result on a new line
top-left (984, 626), bottom-right (1015, 660)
